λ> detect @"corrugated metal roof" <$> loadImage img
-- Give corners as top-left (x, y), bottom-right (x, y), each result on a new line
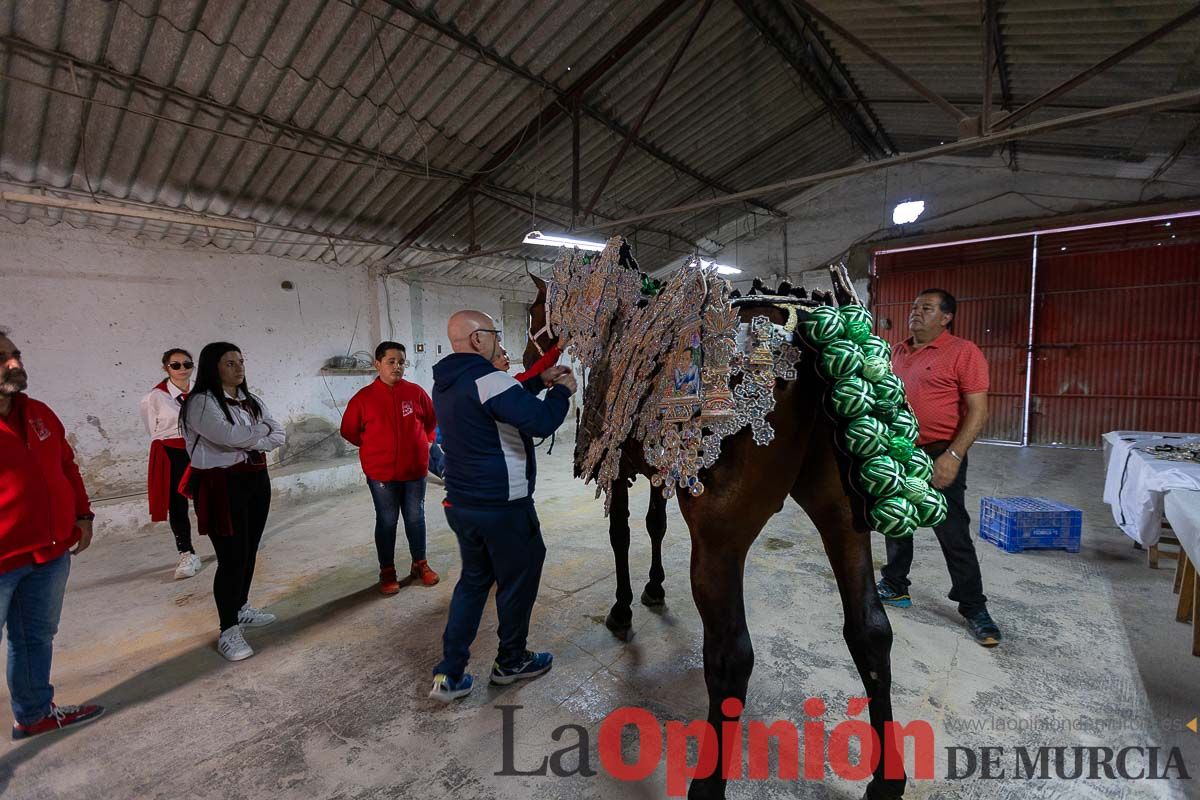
top-left (1, 0), bottom-right (1197, 284)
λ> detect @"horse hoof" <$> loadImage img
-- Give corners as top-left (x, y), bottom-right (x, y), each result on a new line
top-left (605, 610), bottom-right (633, 639)
top-left (640, 588), bottom-right (666, 607)
top-left (862, 778), bottom-right (905, 800)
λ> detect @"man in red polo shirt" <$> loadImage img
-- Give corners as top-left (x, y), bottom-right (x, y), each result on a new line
top-left (341, 341), bottom-right (439, 595)
top-left (0, 330), bottom-right (105, 738)
top-left (876, 290), bottom-right (1002, 647)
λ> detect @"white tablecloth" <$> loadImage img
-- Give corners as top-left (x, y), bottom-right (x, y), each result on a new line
top-left (1102, 431), bottom-right (1200, 546)
top-left (1165, 490), bottom-right (1200, 567)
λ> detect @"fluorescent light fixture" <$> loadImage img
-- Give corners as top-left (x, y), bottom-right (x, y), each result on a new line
top-left (522, 230), bottom-right (605, 251)
top-left (696, 258), bottom-right (742, 275)
top-left (892, 200), bottom-right (926, 225)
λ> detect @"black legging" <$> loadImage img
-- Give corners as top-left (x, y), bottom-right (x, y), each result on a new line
top-left (165, 447), bottom-right (194, 554)
top-left (208, 469), bottom-right (271, 632)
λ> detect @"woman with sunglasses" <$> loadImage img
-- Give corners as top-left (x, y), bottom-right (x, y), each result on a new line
top-left (180, 343), bottom-right (285, 662)
top-left (140, 348), bottom-right (201, 579)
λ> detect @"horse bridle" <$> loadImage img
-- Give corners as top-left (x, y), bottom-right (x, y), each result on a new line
top-left (527, 280), bottom-right (557, 356)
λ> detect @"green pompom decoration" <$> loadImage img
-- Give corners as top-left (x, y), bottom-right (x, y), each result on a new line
top-left (870, 496), bottom-right (919, 538)
top-left (803, 306), bottom-right (845, 345)
top-left (842, 416), bottom-right (889, 458)
top-left (820, 340), bottom-right (864, 380)
top-left (839, 306), bottom-right (873, 345)
top-left (857, 455), bottom-right (903, 498)
top-left (830, 377), bottom-right (874, 419)
top-left (861, 335), bottom-right (892, 361)
top-left (888, 435), bottom-right (915, 464)
top-left (873, 399), bottom-right (900, 423)
top-left (914, 488), bottom-right (948, 528)
top-left (890, 408), bottom-right (919, 442)
top-left (901, 476), bottom-right (929, 503)
top-left (904, 448), bottom-right (934, 482)
top-left (872, 373), bottom-right (906, 405)
top-left (861, 355), bottom-right (890, 383)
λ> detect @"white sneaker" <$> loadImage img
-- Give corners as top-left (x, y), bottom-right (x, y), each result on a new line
top-left (217, 627), bottom-right (253, 662)
top-left (174, 552), bottom-right (202, 579)
top-left (238, 605), bottom-right (277, 628)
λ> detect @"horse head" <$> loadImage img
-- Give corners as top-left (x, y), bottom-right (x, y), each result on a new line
top-left (522, 272), bottom-right (557, 371)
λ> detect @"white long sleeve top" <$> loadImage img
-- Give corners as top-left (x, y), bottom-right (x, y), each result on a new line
top-left (182, 389), bottom-right (286, 469)
top-left (140, 381), bottom-right (189, 441)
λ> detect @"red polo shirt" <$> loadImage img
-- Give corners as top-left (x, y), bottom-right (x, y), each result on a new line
top-left (891, 330), bottom-right (989, 445)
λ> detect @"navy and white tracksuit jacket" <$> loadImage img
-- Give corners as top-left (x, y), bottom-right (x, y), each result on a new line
top-left (431, 353), bottom-right (570, 507)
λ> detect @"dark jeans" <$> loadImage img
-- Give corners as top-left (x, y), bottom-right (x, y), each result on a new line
top-left (208, 469), bottom-right (271, 632)
top-left (0, 554), bottom-right (70, 725)
top-left (165, 446), bottom-right (194, 554)
top-left (881, 446), bottom-right (988, 616)
top-left (434, 502), bottom-right (546, 680)
top-left (366, 478), bottom-right (427, 568)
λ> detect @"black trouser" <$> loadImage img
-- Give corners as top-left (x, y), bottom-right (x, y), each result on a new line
top-left (165, 447), bottom-right (194, 554)
top-left (208, 470), bottom-right (271, 632)
top-left (880, 444), bottom-right (988, 616)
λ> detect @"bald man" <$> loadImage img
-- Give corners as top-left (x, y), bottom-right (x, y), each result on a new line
top-left (428, 311), bottom-right (576, 702)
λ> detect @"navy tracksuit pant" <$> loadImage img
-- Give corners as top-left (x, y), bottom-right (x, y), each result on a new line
top-left (433, 501), bottom-right (546, 679)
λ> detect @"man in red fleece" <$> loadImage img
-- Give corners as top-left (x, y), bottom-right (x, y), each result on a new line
top-left (341, 341), bottom-right (439, 594)
top-left (0, 330), bottom-right (104, 739)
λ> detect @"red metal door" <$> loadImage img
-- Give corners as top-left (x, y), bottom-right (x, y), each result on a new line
top-left (872, 239), bottom-right (1032, 443)
top-left (1031, 222), bottom-right (1200, 446)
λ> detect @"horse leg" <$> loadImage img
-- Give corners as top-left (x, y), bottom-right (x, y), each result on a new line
top-left (794, 453), bottom-right (907, 799)
top-left (604, 478), bottom-right (635, 638)
top-left (685, 533), bottom-right (755, 800)
top-left (640, 489), bottom-right (668, 607)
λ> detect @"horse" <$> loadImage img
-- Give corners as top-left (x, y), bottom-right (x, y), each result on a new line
top-left (522, 254), bottom-right (906, 800)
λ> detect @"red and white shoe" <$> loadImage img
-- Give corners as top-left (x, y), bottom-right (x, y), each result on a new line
top-left (12, 703), bottom-right (105, 740)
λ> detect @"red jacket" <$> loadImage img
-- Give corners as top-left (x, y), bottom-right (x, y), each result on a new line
top-left (340, 378), bottom-right (437, 482)
top-left (0, 394), bottom-right (91, 575)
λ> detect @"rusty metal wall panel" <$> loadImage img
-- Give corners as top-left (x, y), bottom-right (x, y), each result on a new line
top-left (873, 241), bottom-right (1032, 443)
top-left (1028, 239), bottom-right (1200, 446)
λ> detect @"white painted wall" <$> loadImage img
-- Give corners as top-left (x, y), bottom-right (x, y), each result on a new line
top-left (0, 218), bottom-right (536, 500)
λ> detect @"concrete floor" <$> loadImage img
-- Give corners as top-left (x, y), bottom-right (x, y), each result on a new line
top-left (1, 428), bottom-right (1196, 800)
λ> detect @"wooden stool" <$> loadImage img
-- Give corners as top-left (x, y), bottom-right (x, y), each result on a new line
top-left (1175, 549), bottom-right (1200, 657)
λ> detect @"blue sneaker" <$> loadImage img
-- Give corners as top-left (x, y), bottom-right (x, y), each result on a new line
top-left (876, 580), bottom-right (912, 608)
top-left (964, 610), bottom-right (1002, 648)
top-left (490, 651), bottom-right (553, 685)
top-left (429, 673), bottom-right (474, 703)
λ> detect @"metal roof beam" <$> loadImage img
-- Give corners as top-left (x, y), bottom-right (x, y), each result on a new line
top-left (570, 87), bottom-right (1200, 233)
top-left (993, 2), bottom-right (1200, 131)
top-left (582, 0), bottom-right (714, 222)
top-left (788, 0), bottom-right (969, 127)
top-left (733, 0), bottom-right (892, 160)
top-left (378, 0), bottom-right (781, 255)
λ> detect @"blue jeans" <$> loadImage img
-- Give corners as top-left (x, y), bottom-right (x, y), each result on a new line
top-left (367, 478), bottom-right (428, 568)
top-left (434, 502), bottom-right (546, 680)
top-left (0, 553), bottom-right (71, 725)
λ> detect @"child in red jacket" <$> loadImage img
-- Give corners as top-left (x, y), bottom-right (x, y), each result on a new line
top-left (340, 342), bottom-right (439, 595)
top-left (0, 331), bottom-right (104, 738)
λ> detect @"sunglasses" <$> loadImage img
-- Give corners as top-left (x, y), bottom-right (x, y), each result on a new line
top-left (168, 361), bottom-right (195, 370)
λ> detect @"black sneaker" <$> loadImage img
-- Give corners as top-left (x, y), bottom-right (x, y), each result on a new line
top-left (964, 610), bottom-right (1002, 647)
top-left (876, 580), bottom-right (912, 608)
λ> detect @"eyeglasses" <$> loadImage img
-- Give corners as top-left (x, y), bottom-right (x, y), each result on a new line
top-left (473, 329), bottom-right (502, 340)
top-left (168, 361), bottom-right (195, 370)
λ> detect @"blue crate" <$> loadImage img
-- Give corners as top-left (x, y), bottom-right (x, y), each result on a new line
top-left (978, 496), bottom-right (1082, 554)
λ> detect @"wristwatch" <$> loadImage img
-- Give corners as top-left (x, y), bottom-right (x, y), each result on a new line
top-left (77, 513), bottom-right (96, 521)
